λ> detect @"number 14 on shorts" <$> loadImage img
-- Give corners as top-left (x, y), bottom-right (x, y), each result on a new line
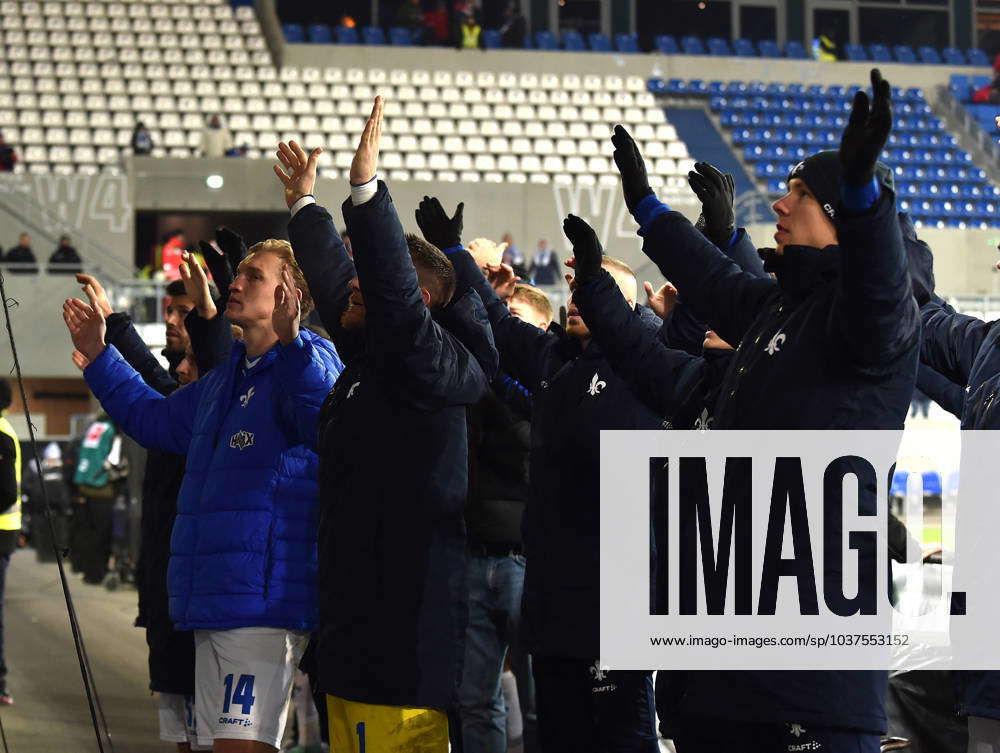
top-left (222, 673), bottom-right (256, 715)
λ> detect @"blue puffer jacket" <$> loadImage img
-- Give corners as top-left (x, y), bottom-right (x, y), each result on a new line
top-left (83, 328), bottom-right (343, 631)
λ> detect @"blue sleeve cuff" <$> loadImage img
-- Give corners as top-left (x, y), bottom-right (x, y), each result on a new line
top-left (841, 177), bottom-right (881, 212)
top-left (633, 193), bottom-right (671, 235)
top-left (441, 245), bottom-right (464, 256)
top-left (727, 229), bottom-right (739, 248)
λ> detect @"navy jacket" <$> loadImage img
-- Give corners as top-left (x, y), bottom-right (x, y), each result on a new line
top-left (450, 246), bottom-right (666, 660)
top-left (638, 190), bottom-right (919, 733)
top-left (287, 184), bottom-right (495, 710)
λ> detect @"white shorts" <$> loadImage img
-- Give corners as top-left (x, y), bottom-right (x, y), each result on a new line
top-left (193, 627), bottom-right (309, 748)
top-left (158, 692), bottom-right (211, 750)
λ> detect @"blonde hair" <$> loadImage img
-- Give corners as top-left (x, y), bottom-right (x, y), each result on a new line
top-left (241, 239), bottom-right (315, 318)
top-left (510, 283), bottom-right (553, 323)
top-left (601, 254), bottom-right (638, 303)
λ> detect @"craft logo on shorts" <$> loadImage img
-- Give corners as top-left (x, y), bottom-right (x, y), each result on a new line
top-left (229, 430), bottom-right (254, 451)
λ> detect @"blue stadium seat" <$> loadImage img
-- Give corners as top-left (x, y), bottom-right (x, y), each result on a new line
top-left (588, 32), bottom-right (612, 52)
top-left (843, 43), bottom-right (867, 61)
top-left (562, 30), bottom-right (585, 51)
top-left (757, 39), bottom-right (780, 58)
top-left (682, 36), bottom-right (706, 55)
top-left (918, 46), bottom-right (942, 64)
top-left (784, 40), bottom-right (807, 59)
top-left (733, 38), bottom-right (757, 56)
top-left (284, 23), bottom-right (306, 43)
top-left (481, 29), bottom-right (502, 48)
top-left (333, 25), bottom-right (359, 44)
top-left (904, 87), bottom-right (925, 103)
top-left (312, 24), bottom-right (338, 43)
top-left (725, 81), bottom-right (748, 95)
top-left (893, 45), bottom-right (917, 64)
top-left (614, 33), bottom-right (639, 53)
top-left (534, 31), bottom-right (558, 50)
top-left (388, 27), bottom-right (413, 46)
top-left (973, 74), bottom-right (991, 90)
top-left (654, 34), bottom-right (679, 54)
top-left (943, 47), bottom-right (966, 65)
top-left (361, 26), bottom-right (385, 45)
top-left (708, 81), bottom-right (726, 95)
top-left (868, 44), bottom-right (892, 62)
top-left (707, 37), bottom-right (732, 56)
top-left (647, 78), bottom-right (667, 95)
top-left (968, 48), bottom-right (991, 66)
top-left (665, 78), bottom-right (687, 95)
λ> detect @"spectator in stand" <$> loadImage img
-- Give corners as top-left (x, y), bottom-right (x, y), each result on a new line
top-left (460, 13), bottom-right (483, 49)
top-left (48, 235), bottom-right (83, 275)
top-left (3, 233), bottom-right (37, 275)
top-left (201, 115), bottom-right (233, 159)
top-left (340, 14), bottom-right (356, 27)
top-left (973, 54), bottom-right (1000, 104)
top-left (528, 239), bottom-right (561, 286)
top-left (501, 234), bottom-right (529, 279)
top-left (812, 27), bottom-right (838, 62)
top-left (160, 230), bottom-right (187, 281)
top-left (0, 134), bottom-right (17, 172)
top-left (0, 379), bottom-right (21, 707)
top-left (132, 122), bottom-right (153, 156)
top-left (499, 1), bottom-right (527, 48)
top-left (508, 283), bottom-right (552, 330)
top-left (423, 0), bottom-right (450, 45)
top-left (394, 0), bottom-right (425, 42)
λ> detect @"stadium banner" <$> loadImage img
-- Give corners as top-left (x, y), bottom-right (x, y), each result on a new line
top-left (600, 429), bottom-right (992, 671)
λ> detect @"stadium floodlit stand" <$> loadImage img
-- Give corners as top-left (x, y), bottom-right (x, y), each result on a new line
top-left (647, 77), bottom-right (1000, 228)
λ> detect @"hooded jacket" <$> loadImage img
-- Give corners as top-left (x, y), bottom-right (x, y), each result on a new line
top-left (287, 183), bottom-right (495, 710)
top-left (83, 326), bottom-right (342, 631)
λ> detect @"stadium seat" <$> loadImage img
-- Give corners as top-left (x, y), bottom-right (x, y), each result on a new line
top-left (893, 45), bottom-right (917, 64)
top-left (481, 29), bottom-right (502, 48)
top-left (361, 27), bottom-right (386, 45)
top-left (561, 30), bottom-right (585, 51)
top-left (733, 38), bottom-right (756, 57)
top-left (334, 26), bottom-right (359, 44)
top-left (681, 36), bottom-right (706, 55)
top-left (283, 23), bottom-right (305, 43)
top-left (784, 40), bottom-right (807, 59)
top-left (588, 33), bottom-right (611, 52)
top-left (967, 48), bottom-right (991, 66)
top-left (534, 31), bottom-right (558, 50)
top-left (942, 47), bottom-right (966, 65)
top-left (843, 43), bottom-right (867, 61)
top-left (388, 27), bottom-right (413, 46)
top-left (868, 44), bottom-right (892, 62)
top-left (654, 35), bottom-right (678, 55)
top-left (614, 33), bottom-right (639, 53)
top-left (707, 37), bottom-right (731, 56)
top-left (757, 39), bottom-right (780, 58)
top-left (918, 45), bottom-right (942, 65)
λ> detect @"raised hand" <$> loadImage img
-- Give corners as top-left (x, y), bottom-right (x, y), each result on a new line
top-left (688, 162), bottom-right (736, 247)
top-left (273, 140), bottom-right (323, 210)
top-left (611, 124), bottom-right (653, 213)
top-left (71, 350), bottom-right (90, 372)
top-left (415, 196), bottom-right (464, 250)
top-left (351, 96), bottom-right (384, 186)
top-left (485, 263), bottom-right (520, 301)
top-left (643, 280), bottom-right (678, 319)
top-left (272, 266), bottom-right (302, 346)
top-left (179, 251), bottom-right (217, 319)
top-left (561, 214), bottom-right (603, 284)
top-left (840, 68), bottom-right (892, 187)
top-left (75, 273), bottom-right (113, 318)
top-left (198, 226), bottom-right (246, 300)
top-left (62, 297), bottom-right (106, 361)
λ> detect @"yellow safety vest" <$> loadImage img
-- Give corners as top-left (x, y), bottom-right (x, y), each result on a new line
top-left (0, 415), bottom-right (22, 532)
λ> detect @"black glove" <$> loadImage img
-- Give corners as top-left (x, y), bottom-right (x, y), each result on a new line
top-left (688, 162), bottom-right (736, 248)
top-left (198, 226), bottom-right (246, 303)
top-left (562, 214), bottom-right (603, 285)
top-left (839, 68), bottom-right (892, 187)
top-left (611, 125), bottom-right (653, 213)
top-left (414, 196), bottom-right (464, 250)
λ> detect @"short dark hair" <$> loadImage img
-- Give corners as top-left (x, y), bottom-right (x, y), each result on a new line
top-left (166, 278), bottom-right (220, 301)
top-left (0, 380), bottom-right (11, 412)
top-left (406, 234), bottom-right (456, 308)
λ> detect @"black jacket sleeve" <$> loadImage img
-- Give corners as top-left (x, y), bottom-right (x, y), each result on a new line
top-left (184, 309), bottom-right (234, 376)
top-left (833, 189), bottom-right (920, 372)
top-left (0, 434), bottom-right (16, 514)
top-left (916, 362), bottom-right (964, 419)
top-left (920, 301), bottom-right (992, 388)
top-left (286, 202), bottom-right (362, 360)
top-left (342, 182), bottom-right (492, 406)
top-left (491, 371), bottom-right (533, 421)
top-left (640, 212), bottom-right (778, 347)
top-left (574, 269), bottom-right (707, 422)
top-left (449, 246), bottom-right (563, 393)
top-left (104, 312), bottom-right (178, 396)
